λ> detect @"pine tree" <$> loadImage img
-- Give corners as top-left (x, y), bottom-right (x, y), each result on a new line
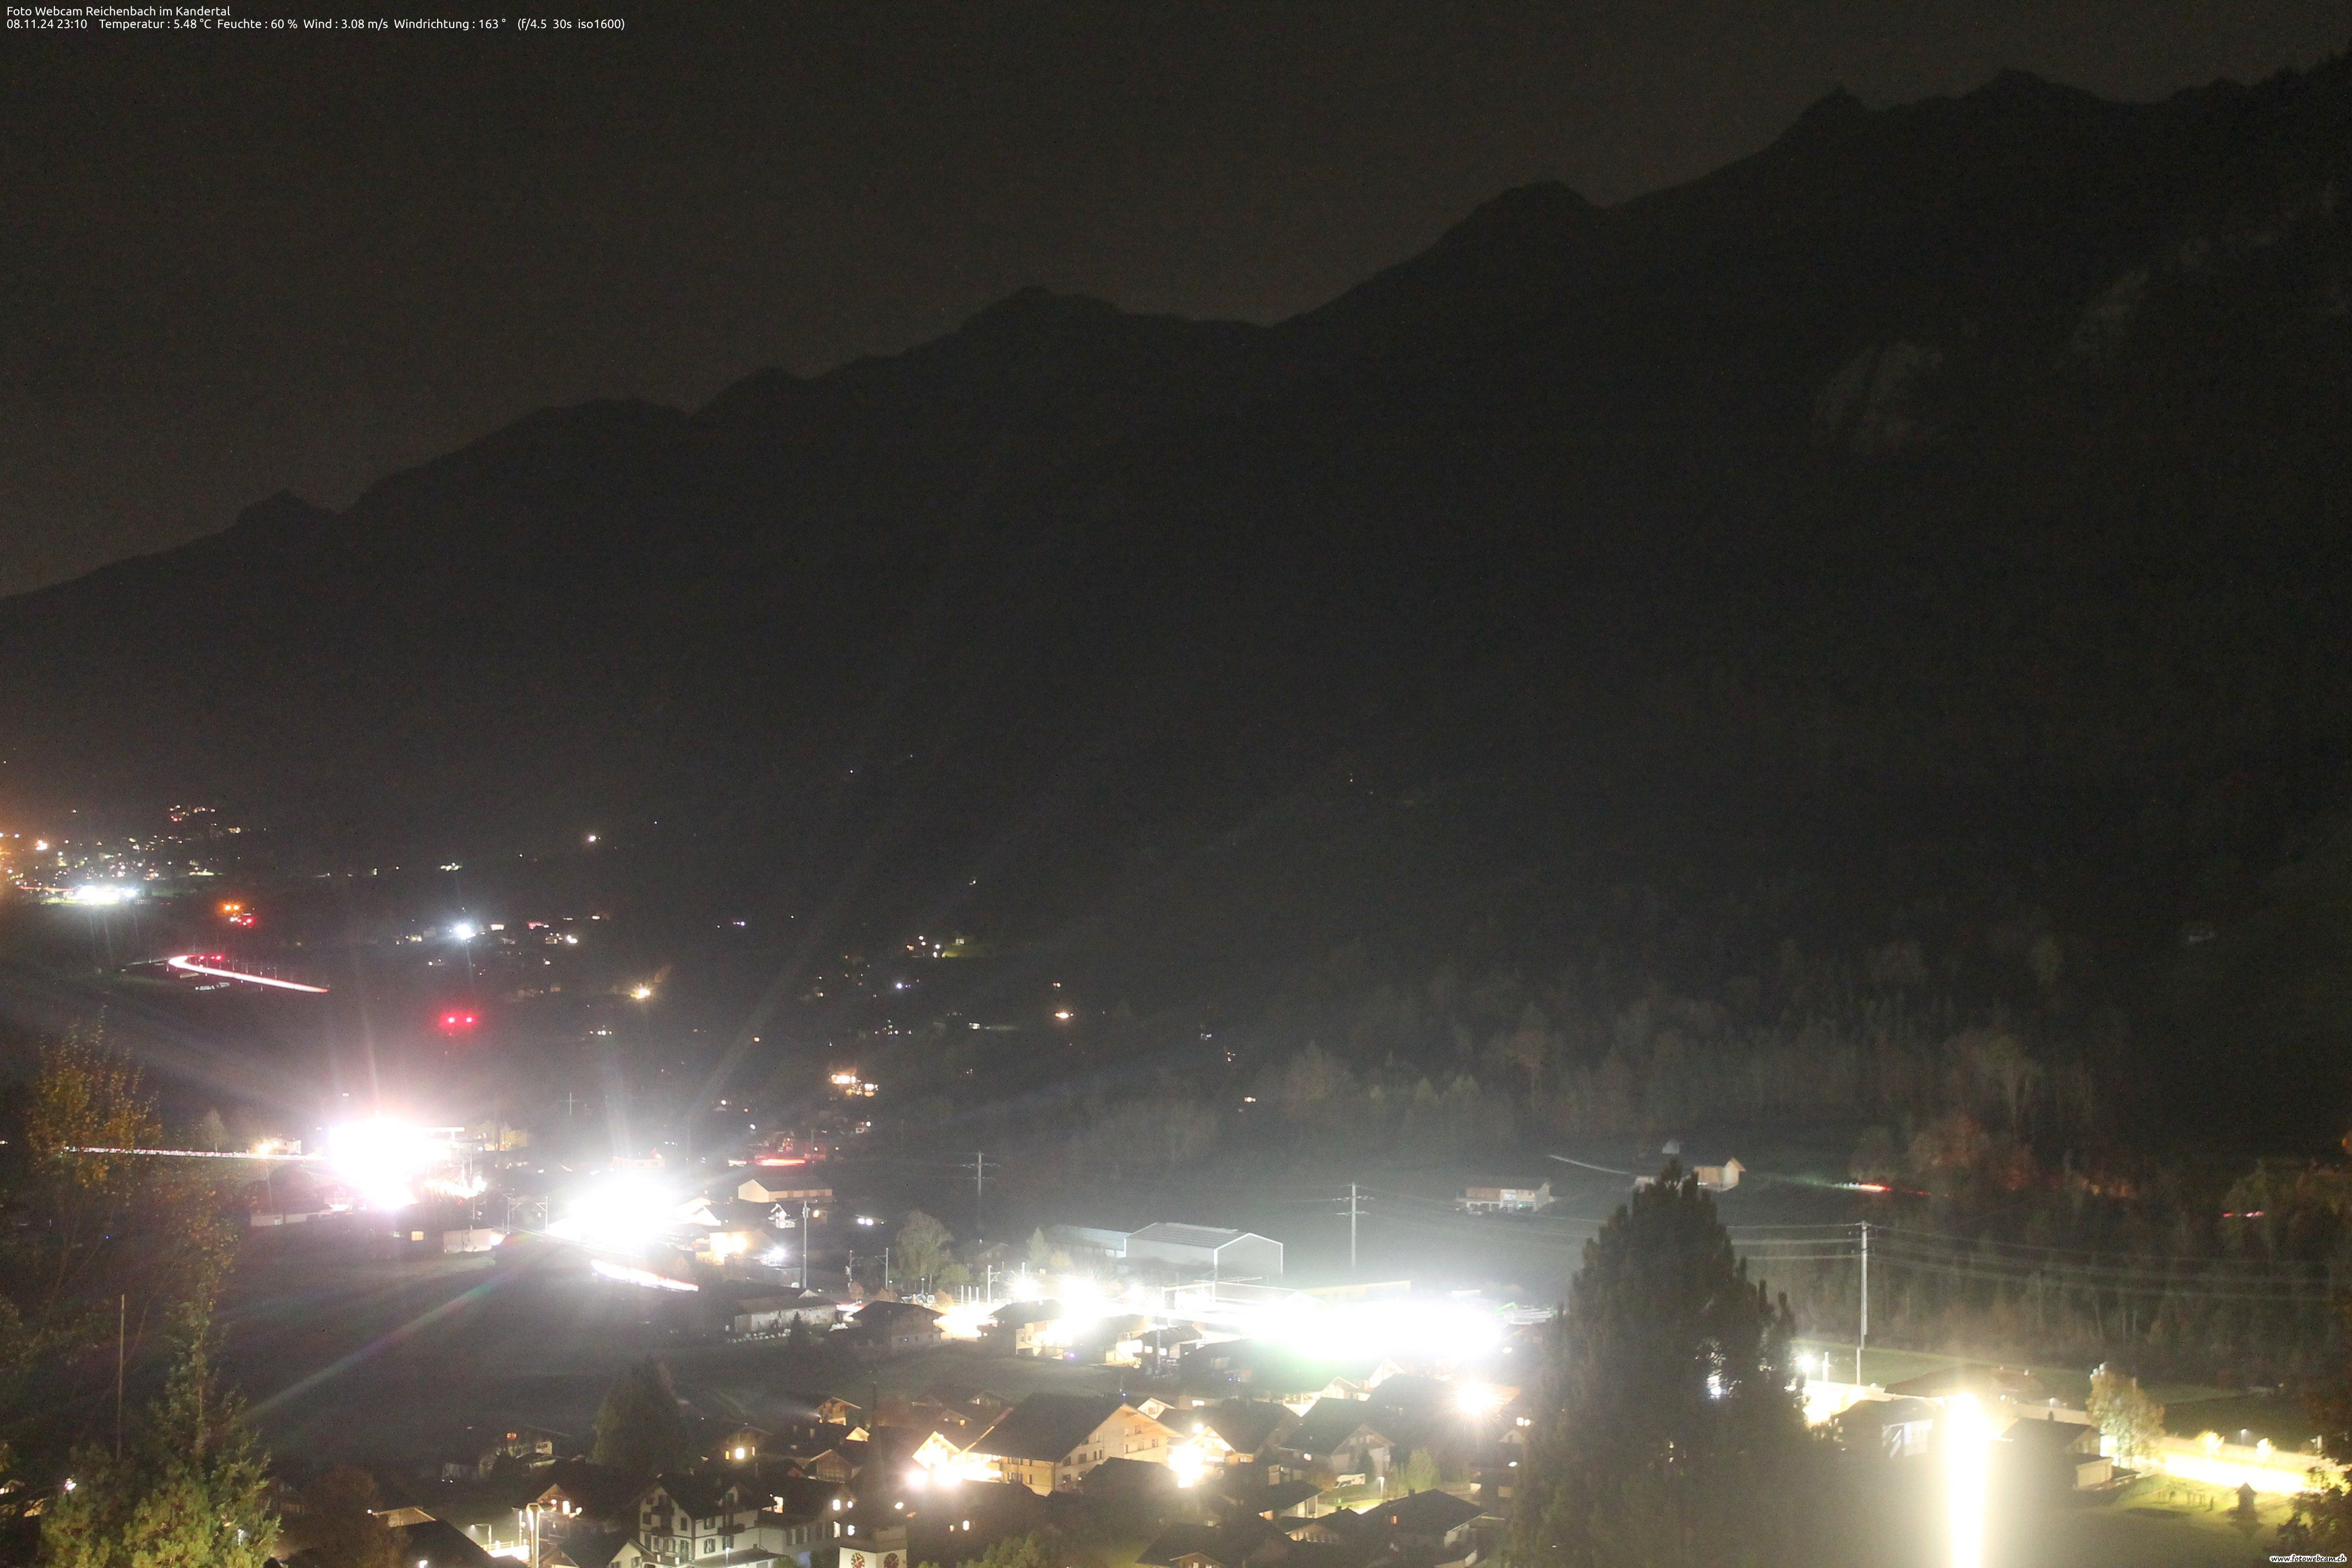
top-left (591, 1357), bottom-right (691, 1477)
top-left (299, 1466), bottom-right (401, 1568)
top-left (1507, 1165), bottom-right (1830, 1568)
top-left (39, 1297), bottom-right (278, 1568)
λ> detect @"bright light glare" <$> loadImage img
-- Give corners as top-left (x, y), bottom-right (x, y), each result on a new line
top-left (1456, 1381), bottom-right (1503, 1414)
top-left (1168, 1439), bottom-right (1210, 1488)
top-left (2159, 1449), bottom-right (2314, 1495)
top-left (71, 884), bottom-right (139, 905)
top-left (167, 955), bottom-right (330, 993)
top-left (1947, 1393), bottom-right (1991, 1568)
top-left (324, 1120), bottom-right (448, 1210)
top-left (1260, 1295), bottom-right (1504, 1362)
top-left (591, 1258), bottom-right (697, 1292)
top-left (450, 921), bottom-right (478, 941)
top-left (552, 1173), bottom-right (685, 1251)
top-left (629, 984), bottom-right (655, 1001)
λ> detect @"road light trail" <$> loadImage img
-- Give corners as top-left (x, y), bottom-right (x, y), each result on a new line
top-left (166, 954), bottom-right (329, 992)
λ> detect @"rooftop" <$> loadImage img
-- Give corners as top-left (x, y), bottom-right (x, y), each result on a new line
top-left (968, 1393), bottom-right (1136, 1463)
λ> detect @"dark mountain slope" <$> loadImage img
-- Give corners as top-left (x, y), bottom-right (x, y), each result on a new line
top-left (3, 57), bottom-right (2350, 1137)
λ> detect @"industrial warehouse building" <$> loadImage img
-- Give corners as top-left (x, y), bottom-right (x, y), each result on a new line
top-left (1045, 1222), bottom-right (1286, 1280)
top-left (1122, 1223), bottom-right (1284, 1280)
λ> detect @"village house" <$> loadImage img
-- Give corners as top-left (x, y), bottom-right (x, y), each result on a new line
top-left (987, 1300), bottom-right (1066, 1357)
top-left (840, 1300), bottom-right (943, 1359)
top-left (783, 1392), bottom-right (863, 1430)
top-left (1363, 1490), bottom-right (1485, 1568)
top-left (1456, 1183), bottom-right (1554, 1215)
top-left (710, 1427), bottom-right (772, 1466)
top-left (724, 1293), bottom-right (840, 1337)
top-left (436, 1424), bottom-right (564, 1480)
top-left (906, 1386), bottom-right (1014, 1442)
top-left (1136, 1516), bottom-right (1287, 1568)
top-left (1999, 1414), bottom-right (2111, 1492)
top-left (614, 1474), bottom-right (768, 1568)
top-left (1270, 1401), bottom-right (1395, 1489)
top-left (965, 1393), bottom-right (1175, 1494)
top-left (1189, 1401), bottom-right (1297, 1469)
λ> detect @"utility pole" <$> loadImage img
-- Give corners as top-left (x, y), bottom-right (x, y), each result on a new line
top-left (966, 1151), bottom-right (993, 1238)
top-left (115, 1294), bottom-right (126, 1460)
top-left (1347, 1183), bottom-right (1362, 1272)
top-left (1856, 1222), bottom-right (1870, 1387)
top-left (801, 1199), bottom-right (811, 1291)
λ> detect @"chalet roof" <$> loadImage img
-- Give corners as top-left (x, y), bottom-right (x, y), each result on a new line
top-left (1999, 1417), bottom-right (2097, 1451)
top-left (1882, 1365), bottom-right (2041, 1401)
top-left (1238, 1478), bottom-right (1324, 1515)
top-left (968, 1394), bottom-right (1133, 1462)
top-left (1283, 1399), bottom-right (1391, 1456)
top-left (1280, 1542), bottom-right (1379, 1568)
top-left (396, 1520), bottom-right (502, 1568)
top-left (1363, 1490), bottom-right (1480, 1537)
top-left (1838, 1396), bottom-right (1941, 1429)
top-left (1081, 1456), bottom-right (1180, 1499)
top-left (856, 1300), bottom-right (942, 1324)
top-left (1202, 1400), bottom-right (1294, 1455)
top-left (649, 1473), bottom-right (745, 1522)
top-left (989, 1300), bottom-right (1064, 1327)
top-left (1138, 1517), bottom-right (1286, 1568)
top-left (1363, 1376), bottom-right (1450, 1418)
top-left (551, 1531), bottom-right (630, 1568)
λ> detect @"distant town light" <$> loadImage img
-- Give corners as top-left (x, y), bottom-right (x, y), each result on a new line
top-left (629, 984), bottom-right (655, 1001)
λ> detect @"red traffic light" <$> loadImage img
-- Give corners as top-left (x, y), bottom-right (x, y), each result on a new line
top-left (436, 1009), bottom-right (480, 1034)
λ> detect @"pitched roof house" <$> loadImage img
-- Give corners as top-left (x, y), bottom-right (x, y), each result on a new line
top-left (613, 1474), bottom-right (770, 1568)
top-left (1360, 1490), bottom-right (1484, 1567)
top-left (965, 1393), bottom-right (1175, 1494)
top-left (1273, 1401), bottom-right (1396, 1485)
top-left (841, 1301), bottom-right (943, 1359)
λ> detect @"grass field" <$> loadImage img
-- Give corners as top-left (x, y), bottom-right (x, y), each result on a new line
top-left (830, 1346), bottom-right (1125, 1404)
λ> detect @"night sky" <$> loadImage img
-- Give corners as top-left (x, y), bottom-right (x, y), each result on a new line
top-left (5, 1), bottom-right (2344, 598)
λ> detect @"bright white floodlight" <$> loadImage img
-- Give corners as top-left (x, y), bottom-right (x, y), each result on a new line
top-left (1456, 1381), bottom-right (1504, 1415)
top-left (558, 1172), bottom-right (683, 1250)
top-left (1946, 1392), bottom-right (1991, 1568)
top-left (324, 1120), bottom-right (444, 1210)
top-left (449, 921), bottom-right (479, 941)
